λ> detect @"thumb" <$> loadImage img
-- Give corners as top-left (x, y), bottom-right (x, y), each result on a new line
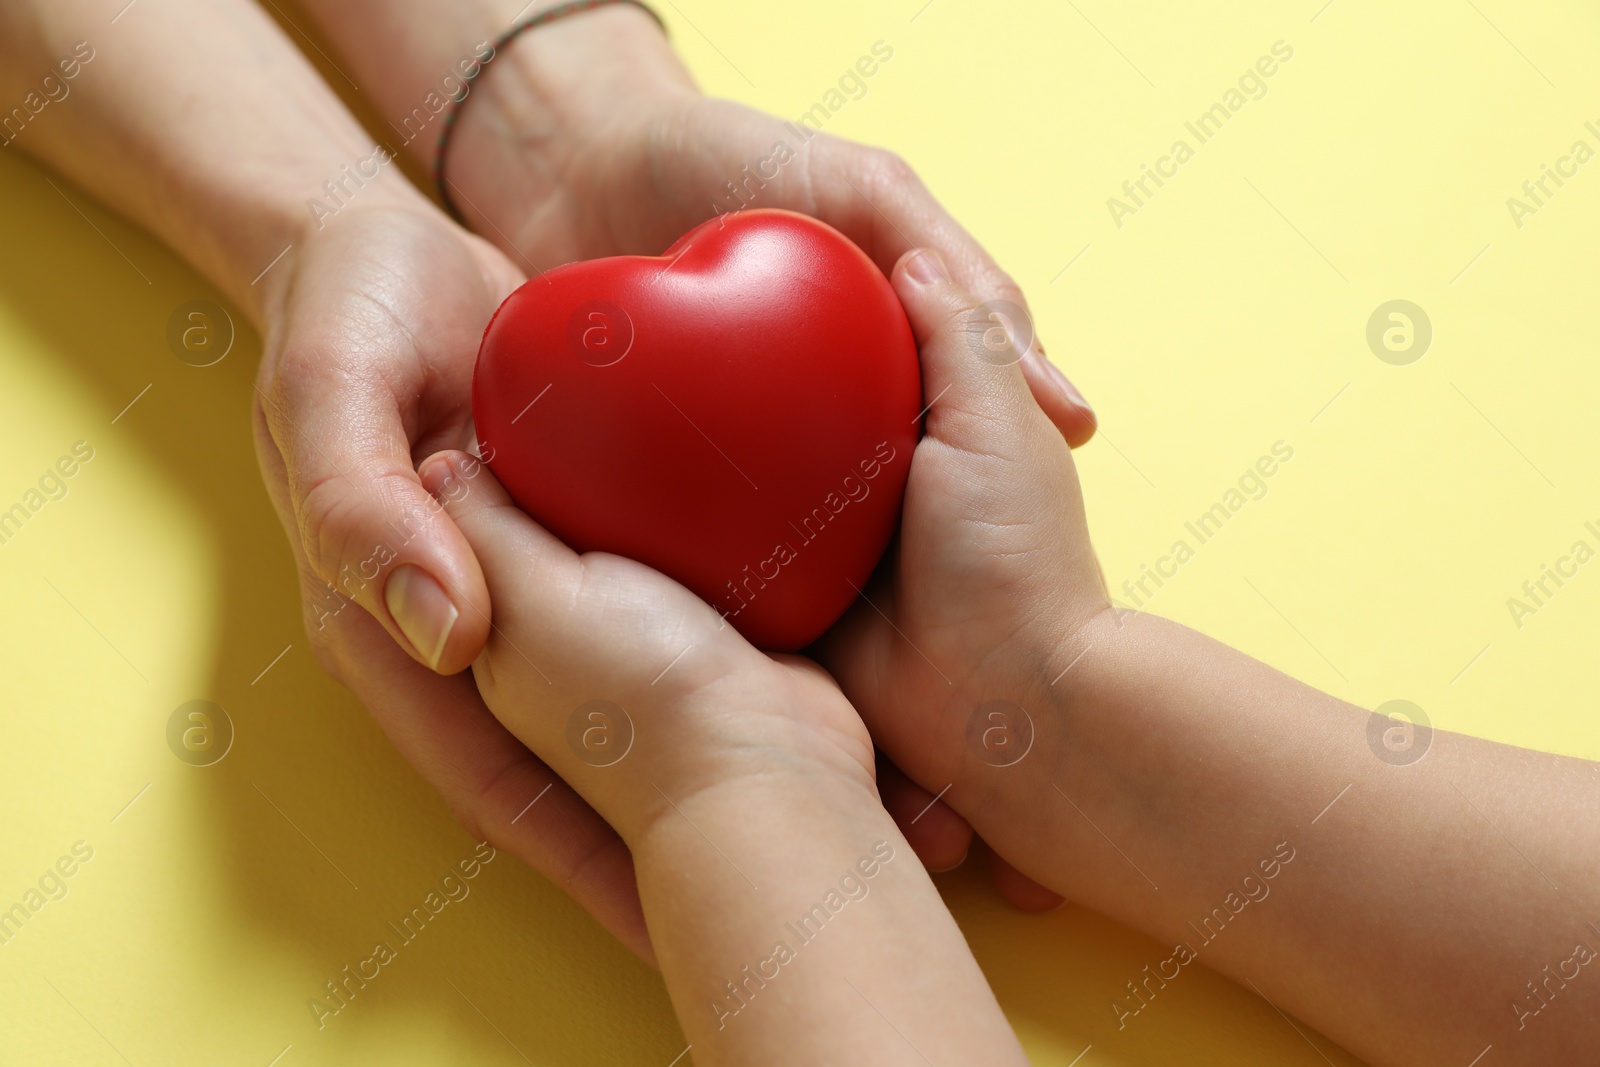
top-left (257, 367), bottom-right (490, 675)
top-left (894, 249), bottom-right (1095, 449)
top-left (414, 447), bottom-right (583, 649)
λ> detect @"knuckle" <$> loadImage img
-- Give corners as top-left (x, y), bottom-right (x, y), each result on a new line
top-left (272, 341), bottom-right (323, 384)
top-left (948, 301), bottom-right (1006, 347)
top-left (296, 472), bottom-right (367, 587)
top-left (256, 342), bottom-right (326, 432)
top-left (460, 753), bottom-right (537, 850)
top-left (864, 148), bottom-right (921, 192)
top-left (295, 468), bottom-right (421, 590)
top-left (992, 269), bottom-right (1028, 308)
top-left (958, 297), bottom-right (1035, 367)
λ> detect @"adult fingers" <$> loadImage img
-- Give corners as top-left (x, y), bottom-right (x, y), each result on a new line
top-left (253, 410), bottom-right (653, 962)
top-left (323, 601), bottom-right (655, 962)
top-left (257, 219), bottom-right (508, 676)
top-left (985, 844), bottom-right (1068, 913)
top-left (806, 139), bottom-right (1095, 446)
top-left (810, 139), bottom-right (1021, 309)
top-left (257, 371), bottom-right (488, 675)
top-left (615, 103), bottom-right (1096, 445)
top-left (1020, 348), bottom-right (1097, 448)
top-left (877, 754), bottom-right (973, 874)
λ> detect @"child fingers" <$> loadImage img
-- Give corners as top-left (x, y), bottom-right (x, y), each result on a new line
top-left (891, 248), bottom-right (1092, 452)
top-left (418, 449), bottom-right (579, 643)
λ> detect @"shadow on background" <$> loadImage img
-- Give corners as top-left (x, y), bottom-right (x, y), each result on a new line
top-left (0, 140), bottom-right (1366, 1065)
top-left (0, 147), bottom-right (681, 1065)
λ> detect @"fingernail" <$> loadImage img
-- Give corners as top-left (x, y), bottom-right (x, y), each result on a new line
top-left (1043, 354), bottom-right (1094, 417)
top-left (904, 249), bottom-right (948, 286)
top-left (929, 848), bottom-right (970, 874)
top-left (384, 564), bottom-right (459, 671)
top-left (418, 454), bottom-right (456, 500)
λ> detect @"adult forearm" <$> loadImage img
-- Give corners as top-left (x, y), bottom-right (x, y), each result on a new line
top-left (631, 768), bottom-right (1027, 1066)
top-left (0, 0), bottom-right (424, 320)
top-left (990, 609), bottom-right (1600, 1065)
top-left (293, 0), bottom-right (693, 238)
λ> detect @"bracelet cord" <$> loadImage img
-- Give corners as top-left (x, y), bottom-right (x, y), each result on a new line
top-left (433, 0), bottom-right (666, 223)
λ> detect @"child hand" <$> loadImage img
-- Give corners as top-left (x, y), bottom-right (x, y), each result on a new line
top-left (416, 450), bottom-right (875, 847)
top-left (816, 253), bottom-right (1600, 1067)
top-left (816, 248), bottom-right (1110, 889)
top-left (421, 449), bottom-right (1030, 1066)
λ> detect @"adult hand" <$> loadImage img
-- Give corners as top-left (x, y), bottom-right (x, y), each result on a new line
top-left (252, 201), bottom-right (655, 958)
top-left (446, 8), bottom-right (1095, 446)
top-left (0, 0), bottom-right (669, 960)
top-left (437, 5), bottom-right (1099, 877)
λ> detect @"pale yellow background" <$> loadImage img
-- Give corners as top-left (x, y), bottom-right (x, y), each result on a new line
top-left (2, 0), bottom-right (1596, 1064)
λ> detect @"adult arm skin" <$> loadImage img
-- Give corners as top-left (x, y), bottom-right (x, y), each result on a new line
top-left (0, 0), bottom-right (658, 956)
top-left (0, 0), bottom-right (416, 321)
top-left (290, 0), bottom-right (1091, 379)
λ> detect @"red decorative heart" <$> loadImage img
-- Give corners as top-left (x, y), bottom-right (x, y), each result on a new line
top-left (472, 209), bottom-right (922, 650)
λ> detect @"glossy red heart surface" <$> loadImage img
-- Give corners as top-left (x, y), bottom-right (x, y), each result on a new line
top-left (472, 209), bottom-right (922, 650)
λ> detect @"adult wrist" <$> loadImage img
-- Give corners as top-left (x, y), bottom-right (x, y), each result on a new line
top-left (442, 3), bottom-right (696, 243)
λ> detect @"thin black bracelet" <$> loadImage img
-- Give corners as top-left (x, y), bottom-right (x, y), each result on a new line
top-left (433, 0), bottom-right (667, 223)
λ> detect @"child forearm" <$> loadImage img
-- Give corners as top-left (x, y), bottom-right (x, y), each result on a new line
top-left (630, 763), bottom-right (1028, 1067)
top-left (974, 609), bottom-right (1600, 1065)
